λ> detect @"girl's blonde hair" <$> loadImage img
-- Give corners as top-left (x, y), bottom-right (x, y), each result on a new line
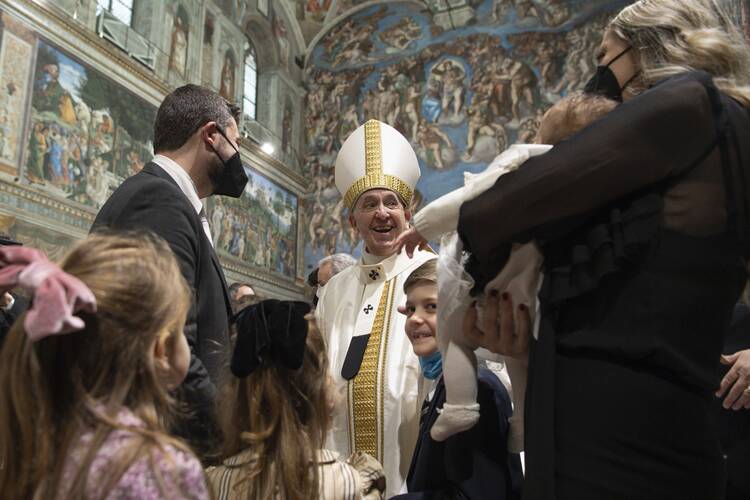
top-left (0, 232), bottom-right (193, 499)
top-left (610, 0), bottom-right (750, 106)
top-left (217, 314), bottom-right (331, 500)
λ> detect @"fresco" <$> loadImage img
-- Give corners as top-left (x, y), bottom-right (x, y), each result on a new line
top-left (297, 0), bottom-right (335, 23)
top-left (302, 0), bottom-right (633, 272)
top-left (201, 12), bottom-right (215, 86)
top-left (0, 31), bottom-right (32, 172)
top-left (167, 4), bottom-right (190, 79)
top-left (0, 5), bottom-right (307, 289)
top-left (220, 0), bottom-right (247, 20)
top-left (294, 0), bottom-right (372, 45)
top-left (24, 39), bottom-right (156, 208)
top-left (208, 167), bottom-right (298, 280)
top-left (0, 12), bottom-right (34, 175)
top-left (0, 213), bottom-right (79, 262)
top-left (219, 48), bottom-right (236, 101)
top-left (272, 4), bottom-right (291, 70)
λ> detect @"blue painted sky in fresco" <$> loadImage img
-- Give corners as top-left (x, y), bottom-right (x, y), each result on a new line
top-left (38, 40), bottom-right (87, 102)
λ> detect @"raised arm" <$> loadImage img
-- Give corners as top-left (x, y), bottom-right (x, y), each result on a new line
top-left (459, 72), bottom-right (719, 267)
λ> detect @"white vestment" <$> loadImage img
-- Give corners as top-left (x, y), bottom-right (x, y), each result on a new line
top-left (316, 247), bottom-right (436, 498)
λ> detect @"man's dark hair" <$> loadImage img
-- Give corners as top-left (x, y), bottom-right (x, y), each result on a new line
top-left (153, 84), bottom-right (241, 153)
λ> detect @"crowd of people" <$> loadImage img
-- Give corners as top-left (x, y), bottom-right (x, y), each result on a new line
top-left (1, 1), bottom-right (750, 499)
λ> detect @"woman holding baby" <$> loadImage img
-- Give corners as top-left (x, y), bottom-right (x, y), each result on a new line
top-left (400, 1), bottom-right (750, 498)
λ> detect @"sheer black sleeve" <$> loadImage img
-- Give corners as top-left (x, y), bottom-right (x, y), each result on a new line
top-left (458, 72), bottom-right (719, 270)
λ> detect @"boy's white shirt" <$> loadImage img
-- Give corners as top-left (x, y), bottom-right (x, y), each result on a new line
top-left (412, 144), bottom-right (553, 242)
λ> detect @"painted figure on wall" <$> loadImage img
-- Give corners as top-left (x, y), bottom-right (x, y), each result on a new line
top-left (428, 58), bottom-right (466, 124)
top-left (35, 64), bottom-right (76, 124)
top-left (379, 17), bottom-right (422, 52)
top-left (201, 13), bottom-right (214, 86)
top-left (220, 0), bottom-right (246, 19)
top-left (282, 97), bottom-right (293, 153)
top-left (303, 0), bottom-right (333, 23)
top-left (168, 6), bottom-right (189, 78)
top-left (272, 6), bottom-right (290, 69)
top-left (219, 49), bottom-right (235, 101)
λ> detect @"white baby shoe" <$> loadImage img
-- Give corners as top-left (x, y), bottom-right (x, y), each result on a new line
top-left (430, 403), bottom-right (480, 441)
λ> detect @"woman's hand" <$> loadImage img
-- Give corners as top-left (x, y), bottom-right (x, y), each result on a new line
top-left (463, 291), bottom-right (531, 362)
top-left (395, 227), bottom-right (428, 258)
top-left (717, 349), bottom-right (750, 410)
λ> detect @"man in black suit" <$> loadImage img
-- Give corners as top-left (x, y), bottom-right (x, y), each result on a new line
top-left (92, 85), bottom-right (248, 459)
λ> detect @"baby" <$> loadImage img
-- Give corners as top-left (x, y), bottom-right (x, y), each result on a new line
top-left (397, 92), bottom-right (618, 447)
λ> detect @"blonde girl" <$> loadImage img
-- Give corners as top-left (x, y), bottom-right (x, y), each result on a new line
top-left (0, 232), bottom-right (208, 499)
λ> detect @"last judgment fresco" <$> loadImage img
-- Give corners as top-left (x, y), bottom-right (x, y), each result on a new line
top-left (302, 0), bottom-right (636, 271)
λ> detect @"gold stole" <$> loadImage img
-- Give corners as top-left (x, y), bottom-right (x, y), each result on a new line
top-left (347, 278), bottom-right (396, 462)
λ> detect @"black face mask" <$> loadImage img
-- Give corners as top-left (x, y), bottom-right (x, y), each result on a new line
top-left (209, 126), bottom-right (248, 198)
top-left (584, 46), bottom-right (638, 102)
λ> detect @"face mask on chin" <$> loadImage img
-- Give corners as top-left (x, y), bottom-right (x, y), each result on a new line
top-left (209, 126), bottom-right (248, 198)
top-left (419, 350), bottom-right (442, 380)
top-left (584, 46), bottom-right (639, 102)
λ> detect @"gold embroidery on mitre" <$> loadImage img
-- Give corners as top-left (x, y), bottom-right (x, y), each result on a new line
top-left (350, 279), bottom-right (392, 460)
top-left (364, 119), bottom-right (382, 176)
top-left (343, 120), bottom-right (413, 209)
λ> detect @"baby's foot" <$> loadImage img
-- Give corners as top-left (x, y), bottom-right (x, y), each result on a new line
top-left (430, 403), bottom-right (480, 441)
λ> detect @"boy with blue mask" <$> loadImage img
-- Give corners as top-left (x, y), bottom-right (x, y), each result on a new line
top-left (395, 259), bottom-right (523, 500)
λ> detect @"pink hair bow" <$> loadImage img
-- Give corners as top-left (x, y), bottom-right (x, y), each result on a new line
top-left (0, 246), bottom-right (96, 342)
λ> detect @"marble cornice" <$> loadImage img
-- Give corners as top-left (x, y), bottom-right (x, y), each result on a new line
top-left (0, 180), bottom-right (93, 234)
top-left (219, 254), bottom-right (305, 294)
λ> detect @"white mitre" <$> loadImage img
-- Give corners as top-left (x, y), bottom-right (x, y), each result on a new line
top-left (335, 119), bottom-right (421, 210)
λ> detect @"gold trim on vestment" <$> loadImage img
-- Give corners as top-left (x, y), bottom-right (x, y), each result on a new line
top-left (351, 279), bottom-right (392, 460)
top-left (343, 120), bottom-right (413, 209)
top-left (347, 371), bottom-right (354, 453)
top-left (378, 280), bottom-right (396, 462)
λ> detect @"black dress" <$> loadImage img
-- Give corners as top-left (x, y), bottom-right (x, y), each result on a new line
top-left (714, 304), bottom-right (750, 500)
top-left (458, 71), bottom-right (750, 500)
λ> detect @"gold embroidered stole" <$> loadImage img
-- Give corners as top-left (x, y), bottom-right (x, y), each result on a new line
top-left (347, 277), bottom-right (396, 461)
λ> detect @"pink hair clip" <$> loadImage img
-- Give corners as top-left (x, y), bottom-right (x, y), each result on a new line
top-left (0, 246), bottom-right (96, 342)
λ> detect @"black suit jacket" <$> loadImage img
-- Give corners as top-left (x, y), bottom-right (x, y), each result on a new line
top-left (91, 162), bottom-right (232, 456)
top-left (392, 368), bottom-right (524, 500)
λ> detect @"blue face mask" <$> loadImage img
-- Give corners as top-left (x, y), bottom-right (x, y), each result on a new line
top-left (419, 351), bottom-right (443, 380)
